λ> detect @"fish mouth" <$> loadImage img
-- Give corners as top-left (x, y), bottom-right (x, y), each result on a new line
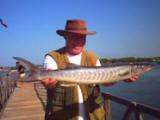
top-left (139, 65), bottom-right (152, 73)
top-left (146, 66), bottom-right (152, 71)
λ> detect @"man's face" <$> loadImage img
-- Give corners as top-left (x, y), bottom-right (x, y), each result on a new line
top-left (16, 62), bottom-right (20, 66)
top-left (65, 34), bottom-right (86, 55)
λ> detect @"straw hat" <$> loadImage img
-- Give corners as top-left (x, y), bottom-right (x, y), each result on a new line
top-left (56, 19), bottom-right (96, 36)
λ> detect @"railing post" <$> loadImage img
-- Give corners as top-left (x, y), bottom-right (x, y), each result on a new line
top-left (134, 108), bottom-right (143, 120)
top-left (104, 97), bottom-right (112, 120)
top-left (122, 104), bottom-right (135, 120)
top-left (0, 73), bottom-right (17, 118)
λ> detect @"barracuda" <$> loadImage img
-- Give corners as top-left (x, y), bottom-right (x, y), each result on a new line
top-left (13, 57), bottom-right (157, 84)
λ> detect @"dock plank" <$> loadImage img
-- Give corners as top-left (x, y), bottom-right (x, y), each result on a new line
top-left (1, 83), bottom-right (45, 120)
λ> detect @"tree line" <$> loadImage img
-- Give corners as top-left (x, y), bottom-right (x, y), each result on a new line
top-left (100, 57), bottom-right (160, 64)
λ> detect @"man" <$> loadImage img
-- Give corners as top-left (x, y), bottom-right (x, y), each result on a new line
top-left (42, 19), bottom-right (138, 120)
top-left (16, 61), bottom-right (25, 87)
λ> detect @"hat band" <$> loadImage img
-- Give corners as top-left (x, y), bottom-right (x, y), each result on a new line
top-left (66, 27), bottom-right (87, 31)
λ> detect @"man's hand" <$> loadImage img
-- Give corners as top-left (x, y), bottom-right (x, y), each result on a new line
top-left (41, 78), bottom-right (58, 88)
top-left (41, 69), bottom-right (58, 88)
top-left (124, 75), bottom-right (139, 82)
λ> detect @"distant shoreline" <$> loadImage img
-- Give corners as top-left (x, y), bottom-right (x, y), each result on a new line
top-left (100, 56), bottom-right (160, 64)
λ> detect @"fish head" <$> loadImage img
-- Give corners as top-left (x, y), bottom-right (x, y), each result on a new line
top-left (132, 65), bottom-right (152, 75)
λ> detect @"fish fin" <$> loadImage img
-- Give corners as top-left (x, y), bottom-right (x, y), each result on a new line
top-left (13, 57), bottom-right (41, 76)
top-left (59, 81), bottom-right (77, 87)
top-left (118, 71), bottom-right (130, 77)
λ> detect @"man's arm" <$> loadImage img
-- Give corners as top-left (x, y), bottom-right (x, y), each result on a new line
top-left (43, 55), bottom-right (58, 70)
top-left (41, 55), bottom-right (58, 88)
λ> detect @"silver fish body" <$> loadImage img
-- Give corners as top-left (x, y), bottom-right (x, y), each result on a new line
top-left (13, 57), bottom-right (155, 84)
top-left (33, 64), bottom-right (152, 84)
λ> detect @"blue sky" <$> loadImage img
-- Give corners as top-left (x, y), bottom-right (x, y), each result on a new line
top-left (0, 0), bottom-right (160, 66)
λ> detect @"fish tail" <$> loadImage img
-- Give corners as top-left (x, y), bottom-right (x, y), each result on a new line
top-left (13, 57), bottom-right (41, 77)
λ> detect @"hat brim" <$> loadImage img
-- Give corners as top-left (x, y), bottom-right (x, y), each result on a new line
top-left (56, 30), bottom-right (96, 36)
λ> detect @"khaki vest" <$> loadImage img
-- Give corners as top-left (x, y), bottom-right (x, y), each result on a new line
top-left (45, 47), bottom-right (106, 120)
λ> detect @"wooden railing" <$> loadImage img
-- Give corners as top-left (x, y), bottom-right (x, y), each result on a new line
top-left (0, 73), bottom-right (17, 117)
top-left (102, 92), bottom-right (160, 120)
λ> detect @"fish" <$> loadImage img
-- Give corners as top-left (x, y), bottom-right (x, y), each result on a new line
top-left (13, 57), bottom-right (158, 85)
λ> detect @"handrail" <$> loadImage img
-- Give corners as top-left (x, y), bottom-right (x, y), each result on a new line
top-left (0, 73), bottom-right (17, 117)
top-left (102, 92), bottom-right (160, 120)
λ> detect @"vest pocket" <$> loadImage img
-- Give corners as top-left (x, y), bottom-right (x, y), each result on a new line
top-left (47, 86), bottom-right (79, 119)
top-left (51, 86), bottom-right (65, 106)
top-left (88, 85), bottom-right (106, 120)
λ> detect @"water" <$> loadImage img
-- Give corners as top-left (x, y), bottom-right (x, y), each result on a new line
top-left (0, 70), bottom-right (10, 75)
top-left (101, 67), bottom-right (160, 120)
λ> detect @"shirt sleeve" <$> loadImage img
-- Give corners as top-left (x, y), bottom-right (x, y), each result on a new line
top-left (43, 55), bottom-right (58, 70)
top-left (96, 59), bottom-right (101, 66)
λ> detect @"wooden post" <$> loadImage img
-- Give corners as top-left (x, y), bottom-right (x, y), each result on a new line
top-left (105, 97), bottom-right (112, 120)
top-left (134, 109), bottom-right (143, 120)
top-left (122, 104), bottom-right (135, 120)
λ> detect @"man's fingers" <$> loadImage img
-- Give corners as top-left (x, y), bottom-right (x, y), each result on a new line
top-left (124, 75), bottom-right (139, 82)
top-left (41, 78), bottom-right (58, 88)
top-left (133, 75), bottom-right (138, 80)
top-left (41, 78), bottom-right (50, 84)
top-left (130, 75), bottom-right (139, 81)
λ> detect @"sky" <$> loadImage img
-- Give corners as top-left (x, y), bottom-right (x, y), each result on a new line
top-left (0, 0), bottom-right (160, 66)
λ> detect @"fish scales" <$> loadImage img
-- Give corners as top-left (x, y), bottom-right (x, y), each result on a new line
top-left (47, 66), bottom-right (132, 84)
top-left (40, 65), bottom-right (150, 84)
top-left (12, 57), bottom-right (155, 84)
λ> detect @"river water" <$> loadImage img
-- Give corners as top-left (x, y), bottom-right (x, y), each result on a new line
top-left (101, 67), bottom-right (160, 120)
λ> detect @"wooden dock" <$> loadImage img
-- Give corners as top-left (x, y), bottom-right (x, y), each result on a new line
top-left (1, 83), bottom-right (46, 120)
top-left (1, 82), bottom-right (160, 120)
